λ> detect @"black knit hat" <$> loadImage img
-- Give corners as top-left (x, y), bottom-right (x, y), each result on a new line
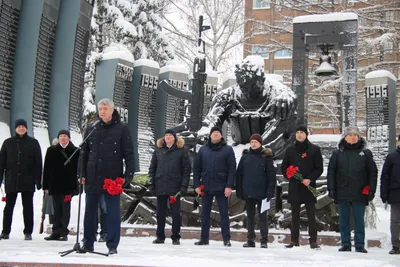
top-left (15, 119), bottom-right (27, 129)
top-left (58, 129), bottom-right (71, 139)
top-left (250, 133), bottom-right (262, 145)
top-left (295, 125), bottom-right (308, 135)
top-left (210, 126), bottom-right (222, 136)
top-left (164, 129), bottom-right (176, 140)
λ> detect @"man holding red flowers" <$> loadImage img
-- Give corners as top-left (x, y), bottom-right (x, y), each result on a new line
top-left (193, 126), bottom-right (236, 247)
top-left (281, 125), bottom-right (323, 249)
top-left (79, 98), bottom-right (134, 255)
top-left (327, 126), bottom-right (377, 253)
top-left (148, 129), bottom-right (191, 245)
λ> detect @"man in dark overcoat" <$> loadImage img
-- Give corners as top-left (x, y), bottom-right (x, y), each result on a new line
top-left (236, 133), bottom-right (276, 248)
top-left (0, 119), bottom-right (42, 240)
top-left (79, 98), bottom-right (135, 255)
top-left (327, 126), bottom-right (377, 253)
top-left (148, 129), bottom-right (191, 245)
top-left (380, 135), bottom-right (400, 255)
top-left (193, 126), bottom-right (236, 247)
top-left (43, 129), bottom-right (78, 241)
top-left (281, 125), bottom-right (323, 249)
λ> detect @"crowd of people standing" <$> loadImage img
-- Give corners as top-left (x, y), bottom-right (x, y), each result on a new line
top-left (0, 98), bottom-right (399, 256)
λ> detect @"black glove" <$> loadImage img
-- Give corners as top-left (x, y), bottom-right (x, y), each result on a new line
top-left (266, 193), bottom-right (274, 202)
top-left (122, 180), bottom-right (131, 189)
top-left (36, 183), bottom-right (42, 190)
top-left (148, 185), bottom-right (155, 195)
top-left (328, 190), bottom-right (335, 200)
top-left (180, 187), bottom-right (187, 197)
top-left (367, 191), bottom-right (375, 202)
top-left (381, 194), bottom-right (388, 203)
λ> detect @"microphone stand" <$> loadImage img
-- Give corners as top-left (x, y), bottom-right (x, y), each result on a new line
top-left (59, 124), bottom-right (108, 257)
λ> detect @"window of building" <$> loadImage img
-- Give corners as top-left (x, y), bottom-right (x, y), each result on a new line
top-left (252, 45), bottom-right (269, 58)
top-left (253, 0), bottom-right (270, 9)
top-left (274, 49), bottom-right (292, 58)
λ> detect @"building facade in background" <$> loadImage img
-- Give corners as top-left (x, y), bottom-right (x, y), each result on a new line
top-left (244, 0), bottom-right (400, 133)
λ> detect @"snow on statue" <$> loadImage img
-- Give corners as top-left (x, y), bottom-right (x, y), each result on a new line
top-left (198, 55), bottom-right (297, 159)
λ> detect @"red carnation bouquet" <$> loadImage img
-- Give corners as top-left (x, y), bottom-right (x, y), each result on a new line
top-left (64, 195), bottom-right (72, 203)
top-left (0, 187), bottom-right (6, 202)
top-left (286, 165), bottom-right (320, 197)
top-left (103, 177), bottom-right (124, 195)
top-left (169, 191), bottom-right (181, 205)
top-left (193, 184), bottom-right (205, 211)
top-left (362, 185), bottom-right (371, 195)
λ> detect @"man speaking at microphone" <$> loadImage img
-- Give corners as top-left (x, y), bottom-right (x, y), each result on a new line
top-left (79, 98), bottom-right (135, 255)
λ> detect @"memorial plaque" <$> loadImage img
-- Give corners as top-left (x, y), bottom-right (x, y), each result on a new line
top-left (365, 76), bottom-right (396, 165)
top-left (0, 0), bottom-right (20, 124)
top-left (113, 63), bottom-right (133, 124)
top-left (69, 23), bottom-right (89, 132)
top-left (32, 1), bottom-right (59, 127)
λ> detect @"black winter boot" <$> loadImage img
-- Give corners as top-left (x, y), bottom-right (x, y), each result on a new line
top-left (260, 240), bottom-right (268, 248)
top-left (285, 241), bottom-right (299, 248)
top-left (194, 239), bottom-right (209, 245)
top-left (389, 246), bottom-right (400, 255)
top-left (243, 240), bottom-right (255, 247)
top-left (338, 246), bottom-right (351, 252)
top-left (152, 238), bottom-right (165, 244)
top-left (355, 247), bottom-right (368, 253)
top-left (223, 240), bottom-right (231, 247)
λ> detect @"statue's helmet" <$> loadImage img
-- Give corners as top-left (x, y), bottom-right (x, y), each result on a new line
top-left (235, 55), bottom-right (266, 88)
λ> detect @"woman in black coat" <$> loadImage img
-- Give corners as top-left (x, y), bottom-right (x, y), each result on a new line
top-left (280, 125), bottom-right (323, 249)
top-left (148, 129), bottom-right (191, 245)
top-left (236, 133), bottom-right (276, 248)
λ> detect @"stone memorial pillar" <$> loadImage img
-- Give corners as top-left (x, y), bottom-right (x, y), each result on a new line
top-left (95, 57), bottom-right (134, 126)
top-left (48, 0), bottom-right (94, 139)
top-left (155, 62), bottom-right (189, 140)
top-left (130, 59), bottom-right (160, 172)
top-left (365, 70), bottom-right (397, 164)
top-left (0, 0), bottom-right (21, 126)
top-left (10, 0), bottom-right (60, 137)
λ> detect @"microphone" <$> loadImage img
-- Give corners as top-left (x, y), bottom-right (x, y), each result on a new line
top-left (92, 120), bottom-right (101, 127)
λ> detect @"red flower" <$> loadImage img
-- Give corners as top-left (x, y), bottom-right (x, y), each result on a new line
top-left (286, 165), bottom-right (299, 179)
top-left (1, 197), bottom-right (6, 202)
top-left (200, 192), bottom-right (205, 196)
top-left (199, 185), bottom-right (205, 190)
top-left (64, 195), bottom-right (72, 203)
top-left (103, 178), bottom-right (124, 196)
top-left (169, 195), bottom-right (177, 204)
top-left (362, 185), bottom-right (371, 195)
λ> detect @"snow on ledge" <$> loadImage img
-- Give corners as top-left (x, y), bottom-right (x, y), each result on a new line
top-left (134, 58), bottom-right (160, 69)
top-left (223, 73), bottom-right (236, 82)
top-left (206, 69), bottom-right (219, 78)
top-left (102, 42), bottom-right (134, 63)
top-left (293, 12), bottom-right (358, 24)
top-left (308, 134), bottom-right (341, 142)
top-left (365, 70), bottom-right (397, 81)
top-left (265, 74), bottom-right (284, 83)
top-left (159, 64), bottom-right (188, 75)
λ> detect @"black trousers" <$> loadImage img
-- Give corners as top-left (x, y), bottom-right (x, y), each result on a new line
top-left (2, 192), bottom-right (34, 235)
top-left (290, 202), bottom-right (317, 243)
top-left (51, 194), bottom-right (71, 236)
top-left (156, 195), bottom-right (181, 241)
top-left (246, 198), bottom-right (268, 242)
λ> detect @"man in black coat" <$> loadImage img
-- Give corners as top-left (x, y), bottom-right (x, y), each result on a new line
top-left (380, 135), bottom-right (400, 255)
top-left (193, 126), bottom-right (236, 246)
top-left (79, 99), bottom-right (135, 255)
top-left (0, 119), bottom-right (42, 240)
top-left (281, 125), bottom-right (323, 249)
top-left (236, 133), bottom-right (276, 248)
top-left (43, 129), bottom-right (78, 241)
top-left (327, 126), bottom-right (377, 253)
top-left (148, 129), bottom-right (191, 245)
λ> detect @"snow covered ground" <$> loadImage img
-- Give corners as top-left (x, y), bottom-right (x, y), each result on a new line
top-left (1, 234), bottom-right (399, 267)
top-left (0, 189), bottom-right (397, 267)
